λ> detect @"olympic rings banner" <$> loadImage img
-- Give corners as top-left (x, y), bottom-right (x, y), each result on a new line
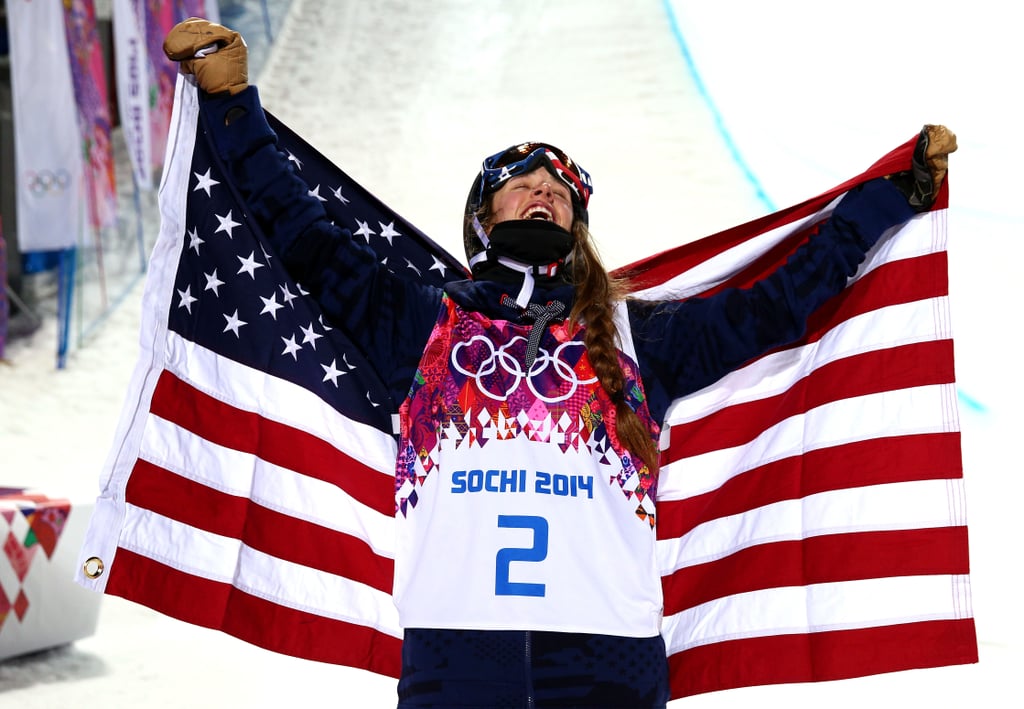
top-left (6, 0), bottom-right (86, 252)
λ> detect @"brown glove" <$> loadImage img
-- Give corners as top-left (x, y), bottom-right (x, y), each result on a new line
top-left (923, 124), bottom-right (957, 194)
top-left (163, 17), bottom-right (249, 96)
top-left (889, 124), bottom-right (958, 211)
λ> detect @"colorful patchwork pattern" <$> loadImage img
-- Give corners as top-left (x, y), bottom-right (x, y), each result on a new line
top-left (396, 298), bottom-right (659, 525)
top-left (0, 489), bottom-right (72, 629)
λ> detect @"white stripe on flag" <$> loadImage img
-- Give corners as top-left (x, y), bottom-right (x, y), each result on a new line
top-left (631, 198), bottom-right (843, 300)
top-left (658, 478), bottom-right (968, 573)
top-left (659, 383), bottom-right (959, 501)
top-left (139, 414), bottom-right (395, 557)
top-left (119, 504), bottom-right (402, 636)
top-left (662, 573), bottom-right (973, 653)
top-left (635, 204), bottom-right (942, 303)
top-left (164, 330), bottom-right (399, 475)
top-left (663, 295), bottom-right (952, 427)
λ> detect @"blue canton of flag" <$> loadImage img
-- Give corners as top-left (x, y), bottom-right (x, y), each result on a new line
top-left (169, 106), bottom-right (468, 433)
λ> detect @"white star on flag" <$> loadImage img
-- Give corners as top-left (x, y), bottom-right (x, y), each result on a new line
top-left (188, 228), bottom-right (204, 254)
top-left (301, 322), bottom-right (324, 350)
top-left (321, 358), bottom-right (346, 386)
top-left (222, 309), bottom-right (247, 337)
top-left (280, 283), bottom-right (298, 307)
top-left (354, 219), bottom-right (375, 242)
top-left (204, 270), bottom-right (225, 295)
top-left (281, 334), bottom-right (302, 360)
top-left (176, 285), bottom-right (197, 313)
top-left (260, 293), bottom-right (284, 320)
top-left (193, 168), bottom-right (220, 196)
top-left (215, 210), bottom-right (241, 238)
top-left (379, 221), bottom-right (401, 245)
top-left (237, 251), bottom-right (265, 279)
top-left (428, 255), bottom-right (448, 277)
top-left (332, 185), bottom-right (350, 204)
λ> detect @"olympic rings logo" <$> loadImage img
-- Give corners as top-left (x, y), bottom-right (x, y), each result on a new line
top-left (451, 335), bottom-right (598, 404)
top-left (25, 169), bottom-right (72, 196)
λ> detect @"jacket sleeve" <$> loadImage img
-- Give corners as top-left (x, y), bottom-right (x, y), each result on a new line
top-left (200, 87), bottom-right (443, 403)
top-left (630, 178), bottom-right (917, 424)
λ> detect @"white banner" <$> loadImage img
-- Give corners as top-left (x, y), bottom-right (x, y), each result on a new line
top-left (112, 0), bottom-right (152, 190)
top-left (7, 0), bottom-right (85, 252)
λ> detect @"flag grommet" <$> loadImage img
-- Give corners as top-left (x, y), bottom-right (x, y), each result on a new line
top-left (83, 556), bottom-right (105, 579)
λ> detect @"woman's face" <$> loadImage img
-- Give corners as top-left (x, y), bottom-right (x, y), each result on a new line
top-left (488, 167), bottom-right (574, 233)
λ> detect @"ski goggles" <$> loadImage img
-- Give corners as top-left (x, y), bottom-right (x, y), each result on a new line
top-left (476, 142), bottom-right (593, 212)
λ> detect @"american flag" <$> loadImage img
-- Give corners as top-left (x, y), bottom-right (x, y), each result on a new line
top-left (619, 145), bottom-right (977, 695)
top-left (77, 78), bottom-right (976, 698)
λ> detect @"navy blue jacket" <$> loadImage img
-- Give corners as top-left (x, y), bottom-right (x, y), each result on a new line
top-left (201, 86), bottom-right (918, 708)
top-left (203, 87), bottom-right (915, 428)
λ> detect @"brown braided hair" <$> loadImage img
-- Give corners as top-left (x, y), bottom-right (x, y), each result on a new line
top-left (471, 205), bottom-right (661, 476)
top-left (566, 221), bottom-right (660, 476)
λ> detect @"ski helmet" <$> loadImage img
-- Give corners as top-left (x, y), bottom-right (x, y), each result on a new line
top-left (463, 142), bottom-right (593, 268)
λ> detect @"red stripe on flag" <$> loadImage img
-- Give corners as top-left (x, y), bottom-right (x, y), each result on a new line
top-left (802, 252), bottom-right (949, 345)
top-left (701, 234), bottom-right (948, 311)
top-left (657, 432), bottom-right (963, 540)
top-left (665, 339), bottom-right (956, 462)
top-left (125, 459), bottom-right (394, 593)
top-left (662, 526), bottom-right (971, 614)
top-left (667, 617), bottom-right (978, 698)
top-left (613, 200), bottom-right (836, 290)
top-left (105, 548), bottom-right (402, 677)
top-left (614, 137), bottom-right (923, 292)
top-left (621, 224), bottom-right (947, 325)
top-left (150, 370), bottom-right (394, 516)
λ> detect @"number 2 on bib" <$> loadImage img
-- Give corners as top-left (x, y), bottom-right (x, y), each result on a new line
top-left (495, 515), bottom-right (548, 597)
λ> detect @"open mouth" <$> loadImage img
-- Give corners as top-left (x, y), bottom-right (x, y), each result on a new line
top-left (523, 205), bottom-right (554, 221)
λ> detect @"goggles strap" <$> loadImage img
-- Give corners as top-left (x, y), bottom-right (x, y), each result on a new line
top-left (471, 214), bottom-right (490, 248)
top-left (468, 215), bottom-right (492, 271)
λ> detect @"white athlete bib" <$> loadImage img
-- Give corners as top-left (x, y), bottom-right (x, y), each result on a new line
top-left (393, 298), bottom-right (662, 637)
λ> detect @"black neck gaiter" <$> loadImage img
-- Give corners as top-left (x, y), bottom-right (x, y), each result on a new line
top-left (486, 219), bottom-right (574, 266)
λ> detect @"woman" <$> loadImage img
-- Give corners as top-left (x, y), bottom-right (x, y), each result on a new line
top-left (164, 18), bottom-right (955, 709)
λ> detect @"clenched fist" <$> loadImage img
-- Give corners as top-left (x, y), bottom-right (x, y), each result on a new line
top-left (922, 124), bottom-right (957, 195)
top-left (164, 17), bottom-right (249, 96)
top-left (890, 124), bottom-right (958, 211)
